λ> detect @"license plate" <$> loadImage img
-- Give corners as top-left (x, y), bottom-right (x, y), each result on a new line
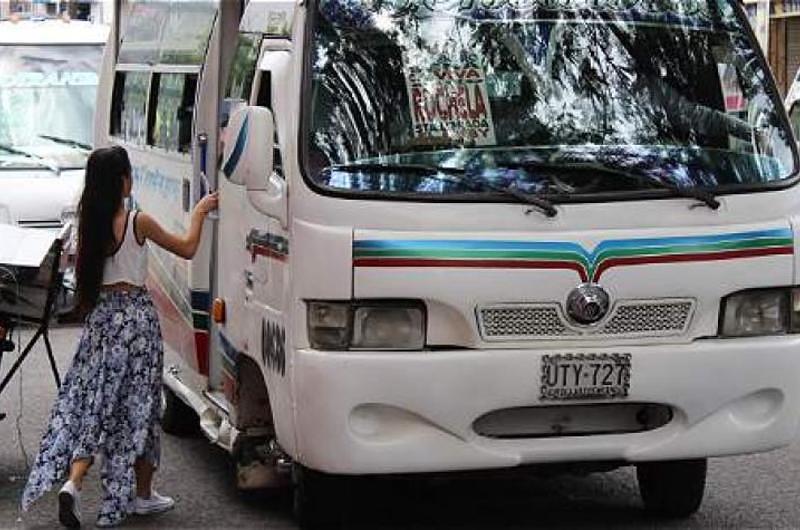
top-left (540, 353), bottom-right (631, 400)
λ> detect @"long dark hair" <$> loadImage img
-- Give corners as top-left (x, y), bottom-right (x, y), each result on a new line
top-left (75, 146), bottom-right (131, 313)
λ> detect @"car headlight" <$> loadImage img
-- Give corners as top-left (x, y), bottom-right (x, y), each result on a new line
top-left (59, 207), bottom-right (78, 256)
top-left (307, 300), bottom-right (426, 351)
top-left (60, 207), bottom-right (77, 227)
top-left (720, 288), bottom-right (800, 337)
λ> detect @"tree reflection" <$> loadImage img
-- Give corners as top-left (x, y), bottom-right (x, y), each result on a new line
top-left (309, 0), bottom-right (795, 195)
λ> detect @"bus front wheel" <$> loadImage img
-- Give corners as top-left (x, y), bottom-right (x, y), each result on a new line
top-left (293, 465), bottom-right (347, 529)
top-left (636, 458), bottom-right (707, 518)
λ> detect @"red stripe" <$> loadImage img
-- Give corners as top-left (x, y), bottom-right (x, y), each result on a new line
top-left (222, 372), bottom-right (237, 405)
top-left (592, 246), bottom-right (794, 282)
top-left (195, 331), bottom-right (209, 377)
top-left (354, 258), bottom-right (589, 282)
top-left (250, 245), bottom-right (288, 263)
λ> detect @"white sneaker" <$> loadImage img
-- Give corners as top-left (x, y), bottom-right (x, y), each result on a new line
top-left (58, 480), bottom-right (81, 528)
top-left (133, 491), bottom-right (175, 515)
top-left (95, 516), bottom-right (121, 528)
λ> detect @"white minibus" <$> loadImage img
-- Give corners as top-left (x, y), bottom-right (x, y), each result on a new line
top-left (97, 1), bottom-right (800, 526)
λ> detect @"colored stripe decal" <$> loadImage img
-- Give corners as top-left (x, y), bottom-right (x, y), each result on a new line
top-left (250, 245), bottom-right (289, 263)
top-left (192, 311), bottom-right (210, 331)
top-left (222, 114), bottom-right (249, 178)
top-left (246, 229), bottom-right (289, 263)
top-left (592, 246), bottom-right (794, 281)
top-left (354, 228), bottom-right (794, 281)
top-left (219, 332), bottom-right (239, 375)
top-left (191, 290), bottom-right (211, 311)
top-left (147, 251), bottom-right (210, 375)
top-left (218, 331), bottom-right (241, 404)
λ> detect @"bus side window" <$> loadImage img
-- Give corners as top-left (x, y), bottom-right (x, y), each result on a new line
top-left (110, 70), bottom-right (149, 145)
top-left (255, 70), bottom-right (283, 178)
top-left (226, 34), bottom-right (262, 103)
top-left (220, 33), bottom-right (263, 170)
top-left (148, 73), bottom-right (198, 153)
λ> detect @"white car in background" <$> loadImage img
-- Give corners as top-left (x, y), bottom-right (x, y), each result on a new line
top-left (0, 18), bottom-right (108, 231)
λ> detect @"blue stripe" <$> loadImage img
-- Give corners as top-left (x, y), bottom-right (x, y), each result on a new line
top-left (191, 290), bottom-right (210, 312)
top-left (222, 115), bottom-right (249, 178)
top-left (355, 239), bottom-right (586, 252)
top-left (218, 331), bottom-right (239, 369)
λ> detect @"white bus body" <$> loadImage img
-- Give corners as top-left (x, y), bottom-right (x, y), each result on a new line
top-left (0, 19), bottom-right (108, 231)
top-left (98, 0), bottom-right (800, 524)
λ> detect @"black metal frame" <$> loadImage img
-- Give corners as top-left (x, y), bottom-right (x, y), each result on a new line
top-left (0, 237), bottom-right (64, 411)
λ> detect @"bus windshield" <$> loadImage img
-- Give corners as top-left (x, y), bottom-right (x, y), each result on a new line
top-left (0, 44), bottom-right (102, 171)
top-left (306, 0), bottom-right (797, 200)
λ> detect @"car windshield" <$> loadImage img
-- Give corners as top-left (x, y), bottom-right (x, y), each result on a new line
top-left (306, 0), bottom-right (797, 200)
top-left (0, 44), bottom-right (102, 171)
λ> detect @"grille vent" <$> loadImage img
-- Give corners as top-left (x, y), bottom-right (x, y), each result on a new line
top-left (600, 302), bottom-right (693, 335)
top-left (478, 299), bottom-right (694, 341)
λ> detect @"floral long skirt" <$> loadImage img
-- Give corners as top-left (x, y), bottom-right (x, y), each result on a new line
top-left (21, 288), bottom-right (163, 526)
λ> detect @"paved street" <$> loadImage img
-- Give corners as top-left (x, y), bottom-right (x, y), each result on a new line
top-left (2, 325), bottom-right (800, 529)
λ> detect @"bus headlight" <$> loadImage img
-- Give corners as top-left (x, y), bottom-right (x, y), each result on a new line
top-left (352, 305), bottom-right (425, 350)
top-left (308, 301), bottom-right (426, 350)
top-left (720, 288), bottom-right (800, 337)
top-left (307, 301), bottom-right (351, 350)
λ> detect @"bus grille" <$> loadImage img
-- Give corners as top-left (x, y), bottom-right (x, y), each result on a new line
top-left (478, 299), bottom-right (694, 341)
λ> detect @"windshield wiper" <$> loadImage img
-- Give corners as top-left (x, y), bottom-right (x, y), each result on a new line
top-left (330, 163), bottom-right (558, 217)
top-left (504, 160), bottom-right (721, 211)
top-left (38, 134), bottom-right (92, 152)
top-left (0, 143), bottom-right (61, 174)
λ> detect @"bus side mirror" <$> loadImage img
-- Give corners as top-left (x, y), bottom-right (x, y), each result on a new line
top-left (222, 106), bottom-right (274, 188)
top-left (221, 106), bottom-right (287, 227)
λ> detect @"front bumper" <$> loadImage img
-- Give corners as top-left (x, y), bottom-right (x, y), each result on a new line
top-left (293, 337), bottom-right (800, 475)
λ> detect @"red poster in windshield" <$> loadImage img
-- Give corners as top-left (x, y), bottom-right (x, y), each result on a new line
top-left (405, 61), bottom-right (496, 147)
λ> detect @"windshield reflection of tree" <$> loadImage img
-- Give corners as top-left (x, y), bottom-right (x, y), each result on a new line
top-left (310, 11), bottom-right (789, 194)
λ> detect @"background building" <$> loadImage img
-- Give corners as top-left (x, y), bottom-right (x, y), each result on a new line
top-left (745, 0), bottom-right (800, 96)
top-left (0, 0), bottom-right (111, 24)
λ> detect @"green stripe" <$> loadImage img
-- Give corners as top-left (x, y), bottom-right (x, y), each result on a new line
top-left (192, 311), bottom-right (209, 331)
top-left (221, 353), bottom-right (236, 371)
top-left (222, 364), bottom-right (236, 380)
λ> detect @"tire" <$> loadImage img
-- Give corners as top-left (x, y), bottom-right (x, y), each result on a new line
top-left (636, 458), bottom-right (707, 518)
top-left (161, 384), bottom-right (199, 436)
top-left (293, 465), bottom-right (346, 529)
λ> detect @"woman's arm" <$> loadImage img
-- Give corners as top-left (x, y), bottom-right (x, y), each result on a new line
top-left (137, 192), bottom-right (219, 259)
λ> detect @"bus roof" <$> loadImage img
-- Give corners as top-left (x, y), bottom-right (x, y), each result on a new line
top-left (0, 20), bottom-right (109, 45)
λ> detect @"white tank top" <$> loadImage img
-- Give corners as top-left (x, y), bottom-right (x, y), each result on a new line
top-left (103, 210), bottom-right (148, 287)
